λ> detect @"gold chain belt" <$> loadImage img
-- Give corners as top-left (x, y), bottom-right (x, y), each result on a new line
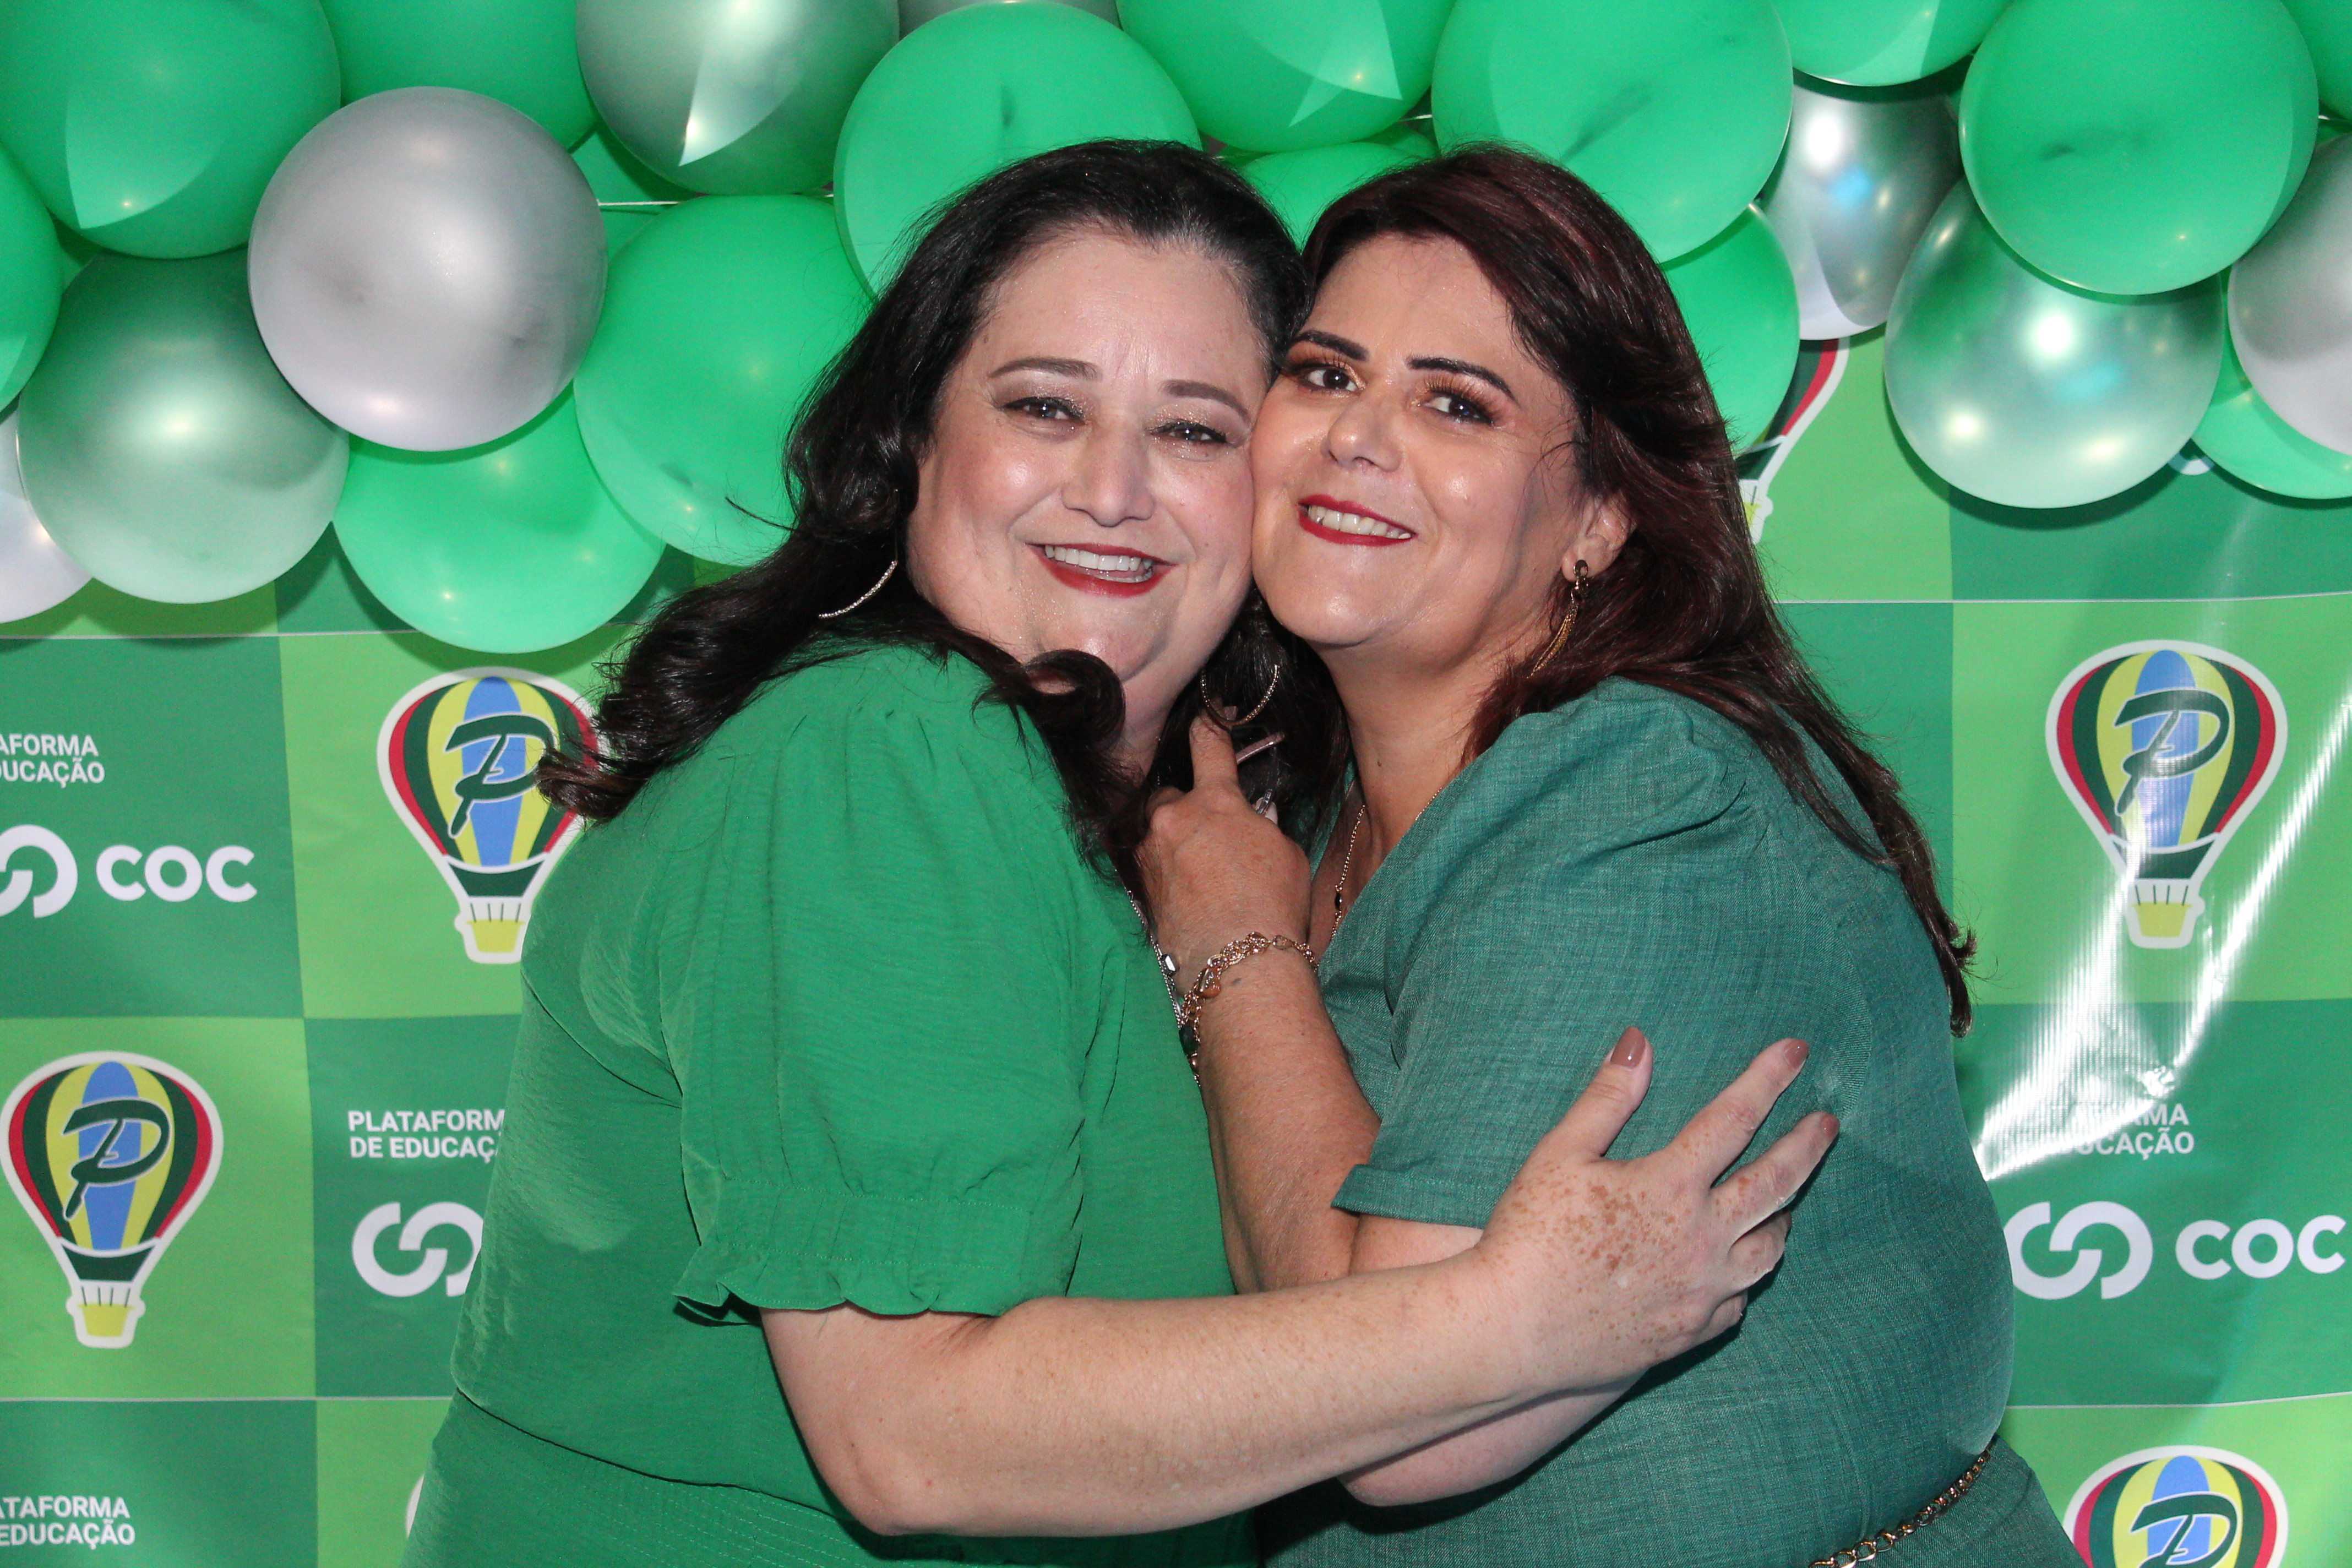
top-left (1807, 1446), bottom-right (1994, 1567)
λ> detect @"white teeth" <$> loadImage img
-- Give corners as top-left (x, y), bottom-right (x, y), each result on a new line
top-left (1304, 504), bottom-right (1413, 540)
top-left (1039, 545), bottom-right (1161, 582)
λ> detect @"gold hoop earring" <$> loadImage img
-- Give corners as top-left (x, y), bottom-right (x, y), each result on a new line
top-left (816, 556), bottom-right (897, 620)
top-left (1200, 664), bottom-right (1281, 727)
top-left (1532, 558), bottom-right (1593, 673)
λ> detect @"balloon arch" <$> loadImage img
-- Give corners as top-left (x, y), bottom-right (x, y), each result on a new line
top-left (0, 0), bottom-right (2343, 634)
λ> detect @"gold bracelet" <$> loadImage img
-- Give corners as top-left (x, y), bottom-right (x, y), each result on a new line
top-left (1174, 933), bottom-right (1316, 1032)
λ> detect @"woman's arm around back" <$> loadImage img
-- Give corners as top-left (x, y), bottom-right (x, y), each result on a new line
top-left (761, 1031), bottom-right (1830, 1537)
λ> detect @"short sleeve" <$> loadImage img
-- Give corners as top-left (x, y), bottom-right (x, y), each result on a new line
top-left (667, 653), bottom-right (1094, 1319)
top-left (1334, 688), bottom-right (1816, 1229)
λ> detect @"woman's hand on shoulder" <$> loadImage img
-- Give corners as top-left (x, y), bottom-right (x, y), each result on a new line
top-left (1140, 717), bottom-right (1313, 982)
top-left (1467, 1029), bottom-right (1839, 1398)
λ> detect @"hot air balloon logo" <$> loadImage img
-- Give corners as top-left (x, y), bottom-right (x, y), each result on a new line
top-left (2046, 641), bottom-right (2285, 949)
top-left (2065, 1447), bottom-right (2286, 1568)
top-left (377, 670), bottom-right (596, 964)
top-left (3, 1052), bottom-right (222, 1349)
top-left (1736, 339), bottom-right (1847, 543)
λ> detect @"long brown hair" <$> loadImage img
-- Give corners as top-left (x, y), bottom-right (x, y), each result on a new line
top-left (1304, 148), bottom-right (1975, 1032)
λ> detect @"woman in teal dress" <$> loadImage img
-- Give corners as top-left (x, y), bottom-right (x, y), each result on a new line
top-left (1141, 148), bottom-right (2081, 1565)
top-left (401, 143), bottom-right (1838, 1568)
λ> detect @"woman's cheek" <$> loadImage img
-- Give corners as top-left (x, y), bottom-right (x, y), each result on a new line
top-left (1177, 464), bottom-right (1259, 592)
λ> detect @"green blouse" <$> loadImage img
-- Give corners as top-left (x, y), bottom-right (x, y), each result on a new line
top-left (1265, 679), bottom-right (2077, 1568)
top-left (404, 643), bottom-right (1251, 1568)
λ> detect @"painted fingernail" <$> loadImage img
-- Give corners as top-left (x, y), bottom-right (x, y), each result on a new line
top-left (1783, 1038), bottom-right (1810, 1068)
top-left (1610, 1027), bottom-right (1648, 1068)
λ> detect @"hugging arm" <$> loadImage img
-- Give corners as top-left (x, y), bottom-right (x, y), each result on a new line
top-left (1185, 963), bottom-right (1820, 1507)
top-left (1145, 716), bottom-right (1836, 1507)
top-left (759, 1032), bottom-right (1804, 1537)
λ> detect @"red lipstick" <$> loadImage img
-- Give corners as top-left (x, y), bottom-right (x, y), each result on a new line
top-left (1032, 543), bottom-right (1170, 597)
top-left (1296, 494), bottom-right (1415, 547)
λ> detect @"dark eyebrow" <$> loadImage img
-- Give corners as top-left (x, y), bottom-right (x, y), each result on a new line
top-left (1290, 332), bottom-right (1518, 403)
top-left (1408, 356), bottom-right (1516, 401)
top-left (1289, 329), bottom-right (1366, 360)
top-left (989, 356), bottom-right (1096, 379)
top-left (1163, 379), bottom-right (1250, 418)
top-left (990, 359), bottom-right (1246, 418)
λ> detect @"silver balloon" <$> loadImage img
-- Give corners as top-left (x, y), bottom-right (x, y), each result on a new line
top-left (1885, 184), bottom-right (2223, 509)
top-left (0, 412), bottom-right (87, 622)
top-left (579, 0), bottom-right (898, 195)
top-left (1761, 78), bottom-right (1960, 339)
top-left (248, 88), bottom-right (606, 452)
top-left (2230, 136), bottom-right (2352, 455)
top-left (901, 0), bottom-right (1117, 32)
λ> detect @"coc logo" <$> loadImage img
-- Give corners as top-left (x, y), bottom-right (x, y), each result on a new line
top-left (2, 1053), bottom-right (221, 1348)
top-left (0, 824), bottom-right (256, 918)
top-left (351, 1201), bottom-right (482, 1298)
top-left (378, 671), bottom-right (595, 965)
top-left (2065, 1447), bottom-right (2285, 1568)
top-left (2047, 642), bottom-right (2285, 949)
top-left (2006, 1201), bottom-right (2343, 1300)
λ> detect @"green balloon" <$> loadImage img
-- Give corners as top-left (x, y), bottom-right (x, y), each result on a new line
top-left (905, 0), bottom-right (1120, 29)
top-left (1371, 119), bottom-right (1438, 156)
top-left (2196, 334), bottom-right (2352, 499)
top-left (0, 150), bottom-right (59, 407)
top-left (318, 0), bottom-right (594, 146)
top-left (573, 126), bottom-right (695, 257)
top-left (575, 196), bottom-right (871, 565)
top-left (1244, 140), bottom-right (1424, 247)
top-left (578, 0), bottom-right (897, 197)
top-left (1118, 0), bottom-right (1451, 154)
top-left (1660, 209), bottom-right (1800, 451)
top-left (1961, 0), bottom-right (2318, 295)
top-left (51, 220), bottom-right (97, 288)
top-left (336, 391), bottom-right (665, 653)
top-left (0, 0), bottom-right (340, 258)
top-left (1432, 0), bottom-right (1791, 260)
top-left (2284, 0), bottom-right (2352, 120)
top-left (17, 252), bottom-right (349, 603)
top-left (1774, 0), bottom-right (2006, 86)
top-left (834, 4), bottom-right (1197, 288)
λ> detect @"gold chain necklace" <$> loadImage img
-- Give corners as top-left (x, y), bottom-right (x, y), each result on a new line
top-left (1329, 797), bottom-right (1368, 939)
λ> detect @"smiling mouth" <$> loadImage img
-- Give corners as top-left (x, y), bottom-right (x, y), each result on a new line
top-left (1033, 543), bottom-right (1170, 596)
top-left (1297, 496), bottom-right (1415, 546)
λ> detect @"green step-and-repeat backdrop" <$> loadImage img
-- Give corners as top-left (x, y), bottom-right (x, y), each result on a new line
top-left (3, 331), bottom-right (2346, 1564)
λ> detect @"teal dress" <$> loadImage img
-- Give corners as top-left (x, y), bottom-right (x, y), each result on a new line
top-left (1266, 679), bottom-right (2077, 1566)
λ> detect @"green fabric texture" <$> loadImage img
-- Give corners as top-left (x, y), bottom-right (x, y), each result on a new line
top-left (1267, 679), bottom-right (2076, 1567)
top-left (406, 643), bottom-right (1250, 1568)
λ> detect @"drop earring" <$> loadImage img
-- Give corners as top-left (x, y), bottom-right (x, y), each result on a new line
top-left (1531, 558), bottom-right (1593, 673)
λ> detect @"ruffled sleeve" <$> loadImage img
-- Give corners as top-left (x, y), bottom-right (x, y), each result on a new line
top-left (667, 649), bottom-right (1093, 1318)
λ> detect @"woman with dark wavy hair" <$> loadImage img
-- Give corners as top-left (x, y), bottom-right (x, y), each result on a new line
top-left (400, 141), bottom-right (1836, 1568)
top-left (1142, 147), bottom-right (2078, 1565)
